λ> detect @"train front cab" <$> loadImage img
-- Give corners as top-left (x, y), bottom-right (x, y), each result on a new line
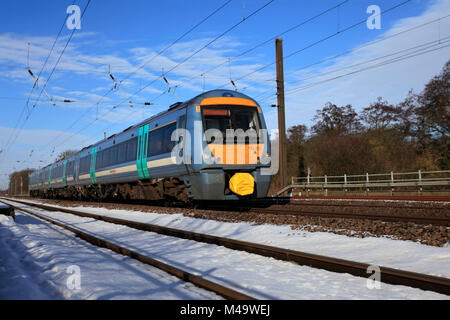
top-left (184, 91), bottom-right (271, 200)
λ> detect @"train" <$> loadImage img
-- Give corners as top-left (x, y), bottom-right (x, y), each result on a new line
top-left (29, 89), bottom-right (272, 202)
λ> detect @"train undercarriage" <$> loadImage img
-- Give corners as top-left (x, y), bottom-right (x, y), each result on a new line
top-left (30, 177), bottom-right (189, 204)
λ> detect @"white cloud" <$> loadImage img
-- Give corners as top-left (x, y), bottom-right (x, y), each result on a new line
top-left (0, 30), bottom-right (275, 108)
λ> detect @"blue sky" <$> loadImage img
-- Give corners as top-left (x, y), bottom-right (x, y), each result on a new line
top-left (0, 0), bottom-right (449, 188)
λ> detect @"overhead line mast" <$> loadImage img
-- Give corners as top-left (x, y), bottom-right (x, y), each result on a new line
top-left (275, 39), bottom-right (287, 188)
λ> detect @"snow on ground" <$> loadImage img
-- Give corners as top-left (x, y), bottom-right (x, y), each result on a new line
top-left (0, 212), bottom-right (220, 300)
top-left (0, 199), bottom-right (448, 300)
top-left (24, 199), bottom-right (449, 278)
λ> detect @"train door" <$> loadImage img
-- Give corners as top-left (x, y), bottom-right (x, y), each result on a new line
top-left (90, 147), bottom-right (97, 184)
top-left (137, 124), bottom-right (150, 179)
top-left (175, 114), bottom-right (190, 175)
top-left (74, 154), bottom-right (80, 185)
top-left (48, 166), bottom-right (52, 188)
top-left (63, 159), bottom-right (67, 186)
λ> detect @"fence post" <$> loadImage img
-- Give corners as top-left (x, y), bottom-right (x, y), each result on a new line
top-left (307, 171), bottom-right (310, 196)
top-left (344, 174), bottom-right (347, 194)
top-left (365, 173), bottom-right (369, 195)
top-left (324, 175), bottom-right (328, 196)
top-left (390, 171), bottom-right (394, 196)
top-left (418, 170), bottom-right (422, 195)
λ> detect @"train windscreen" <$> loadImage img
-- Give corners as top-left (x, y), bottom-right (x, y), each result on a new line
top-left (202, 106), bottom-right (262, 144)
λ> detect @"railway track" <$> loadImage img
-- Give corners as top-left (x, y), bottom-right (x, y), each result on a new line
top-left (290, 195), bottom-right (450, 202)
top-left (11, 195), bottom-right (450, 226)
top-left (248, 207), bottom-right (450, 226)
top-left (200, 198), bottom-right (450, 226)
top-left (266, 197), bottom-right (450, 210)
top-left (0, 198), bottom-right (254, 300)
top-left (2, 197), bottom-right (450, 296)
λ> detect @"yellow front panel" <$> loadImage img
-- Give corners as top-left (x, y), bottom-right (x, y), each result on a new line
top-left (207, 144), bottom-right (264, 165)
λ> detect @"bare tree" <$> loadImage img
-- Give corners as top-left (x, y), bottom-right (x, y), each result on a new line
top-left (8, 169), bottom-right (34, 195)
top-left (360, 97), bottom-right (399, 130)
top-left (55, 149), bottom-right (78, 162)
top-left (311, 102), bottom-right (362, 135)
top-left (415, 60), bottom-right (449, 139)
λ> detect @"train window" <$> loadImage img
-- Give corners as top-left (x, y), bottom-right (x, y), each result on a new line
top-left (96, 139), bottom-right (136, 165)
top-left (118, 142), bottom-right (127, 163)
top-left (164, 122), bottom-right (176, 153)
top-left (54, 165), bottom-right (61, 178)
top-left (79, 156), bottom-right (90, 174)
top-left (127, 137), bottom-right (137, 162)
top-left (96, 151), bottom-right (103, 169)
top-left (177, 115), bottom-right (186, 129)
top-left (110, 146), bottom-right (118, 165)
top-left (103, 149), bottom-right (109, 167)
top-left (67, 161), bottom-right (74, 176)
top-left (147, 122), bottom-right (176, 157)
top-left (148, 128), bottom-right (163, 157)
top-left (104, 149), bottom-right (111, 167)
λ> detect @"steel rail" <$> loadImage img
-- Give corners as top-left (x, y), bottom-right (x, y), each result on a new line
top-left (246, 207), bottom-right (450, 226)
top-left (285, 202), bottom-right (449, 211)
top-left (3, 197), bottom-right (450, 296)
top-left (286, 195), bottom-right (450, 202)
top-left (260, 197), bottom-right (450, 210)
top-left (198, 199), bottom-right (450, 226)
top-left (0, 199), bottom-right (255, 300)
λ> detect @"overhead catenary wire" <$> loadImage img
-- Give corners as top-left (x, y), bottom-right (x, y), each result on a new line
top-left (0, 0), bottom-right (91, 165)
top-left (31, 0), bottom-right (92, 112)
top-left (0, 0), bottom-right (78, 163)
top-left (100, 0), bottom-right (347, 126)
top-left (170, 0), bottom-right (350, 92)
top-left (215, 0), bottom-right (413, 90)
top-left (284, 42), bottom-right (450, 96)
top-left (256, 40), bottom-right (450, 105)
top-left (56, 0), bottom-right (236, 129)
top-left (254, 18), bottom-right (450, 101)
top-left (253, 12), bottom-right (450, 97)
top-left (25, 0), bottom-right (78, 109)
top-left (119, 0), bottom-right (234, 84)
top-left (37, 0), bottom-right (236, 155)
top-left (42, 0), bottom-right (275, 156)
top-left (144, 0), bottom-right (413, 108)
top-left (289, 38), bottom-right (450, 86)
top-left (111, 0), bottom-right (275, 111)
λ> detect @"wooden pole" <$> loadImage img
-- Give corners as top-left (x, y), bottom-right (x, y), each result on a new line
top-left (275, 38), bottom-right (287, 188)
